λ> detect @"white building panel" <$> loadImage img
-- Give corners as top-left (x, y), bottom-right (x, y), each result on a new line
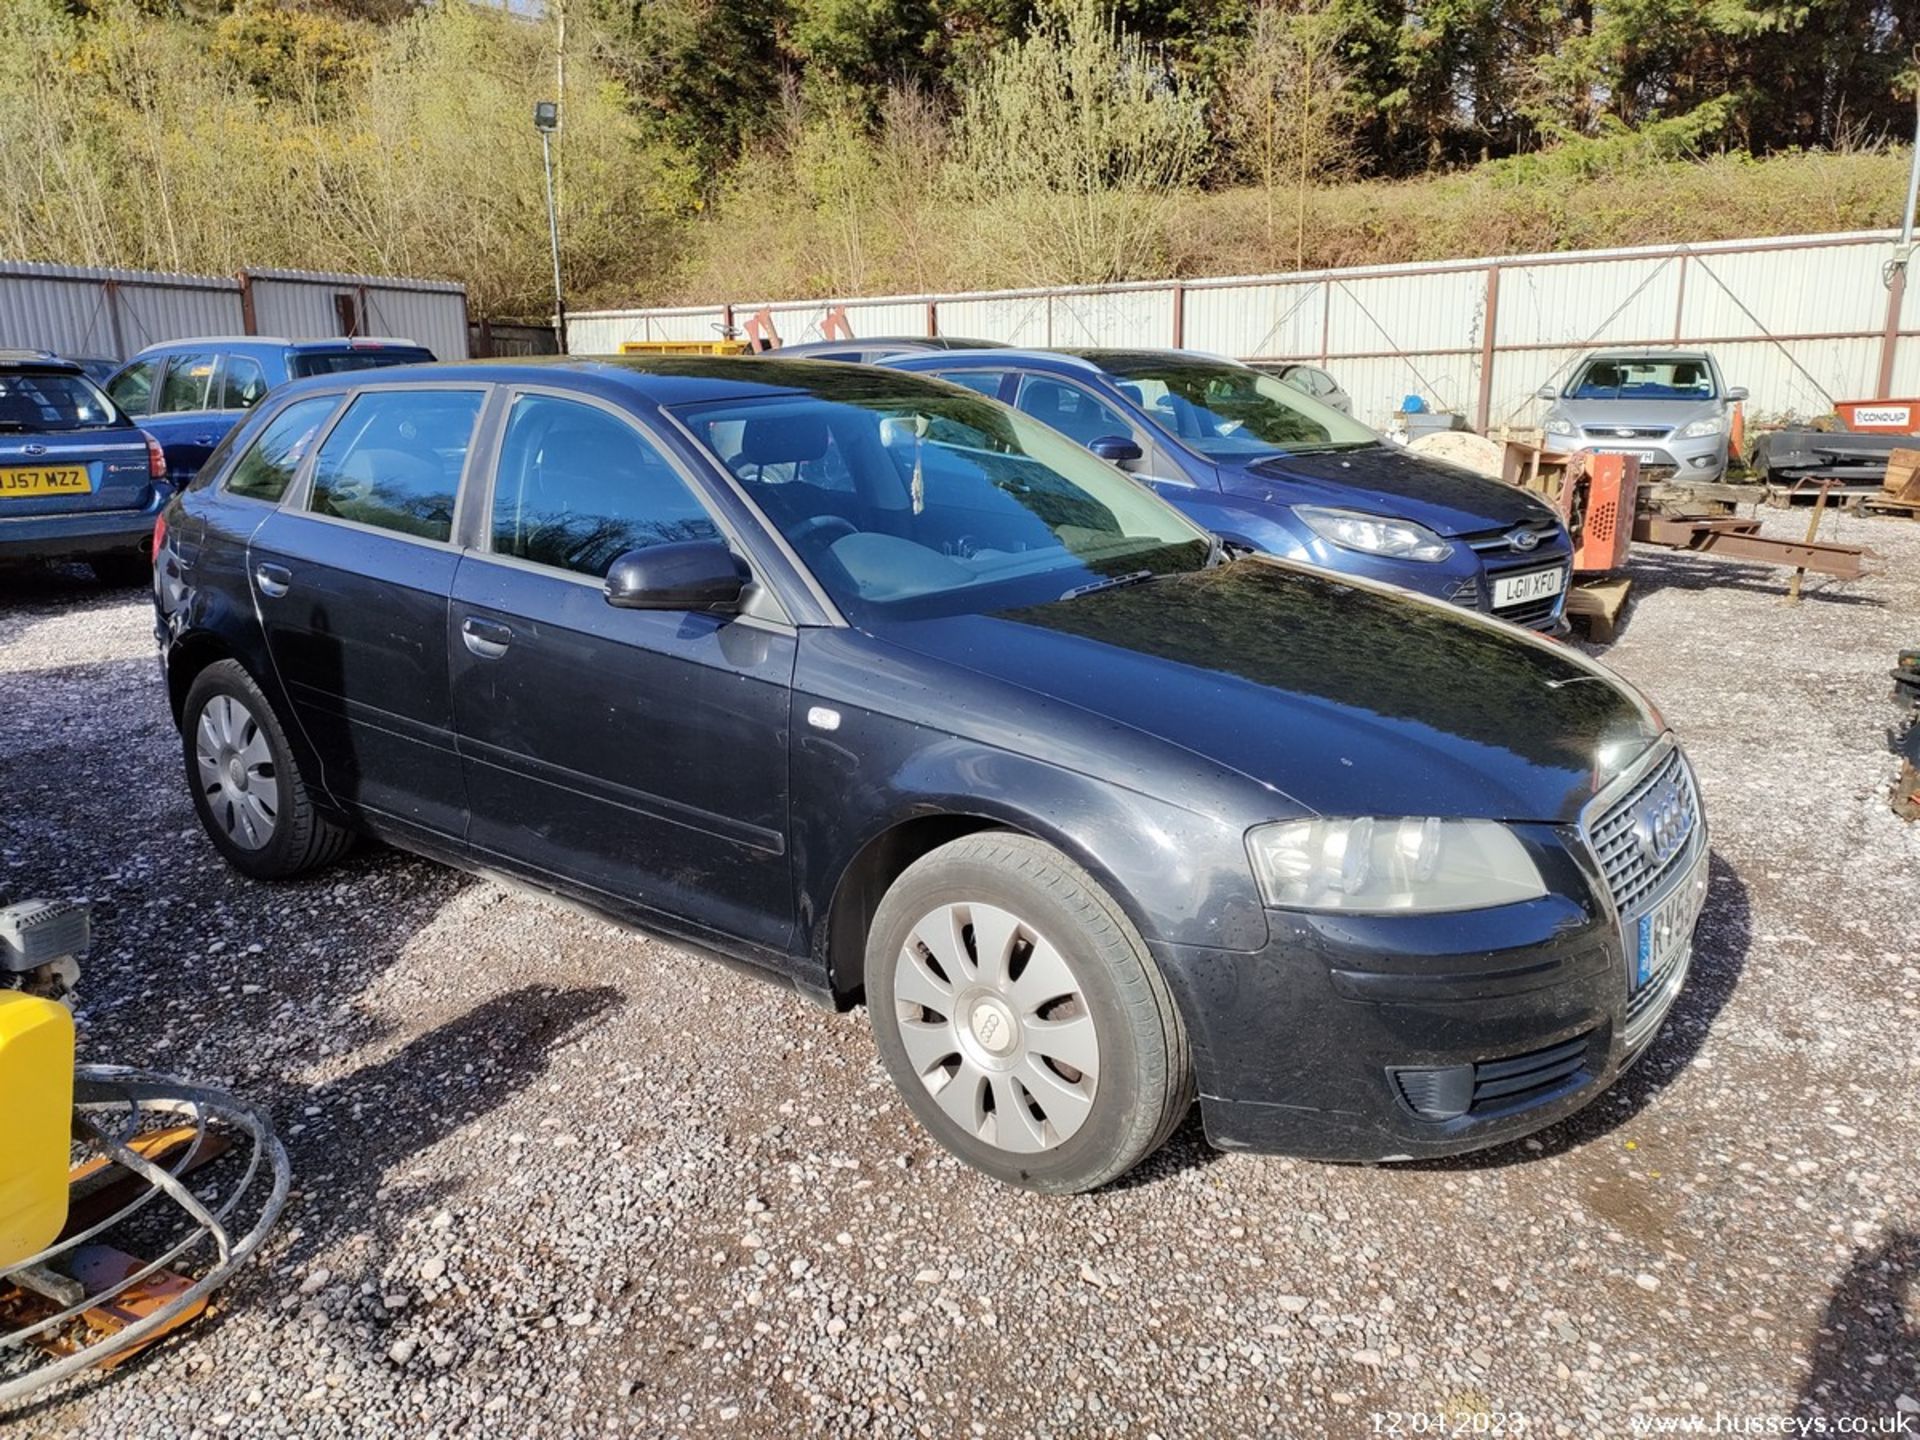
top-left (1327, 268), bottom-right (1487, 358)
top-left (1185, 281), bottom-right (1324, 359)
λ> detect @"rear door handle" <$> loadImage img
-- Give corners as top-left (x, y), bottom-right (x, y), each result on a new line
top-left (254, 563), bottom-right (291, 598)
top-left (461, 616), bottom-right (513, 660)
top-left (193, 435), bottom-right (217, 445)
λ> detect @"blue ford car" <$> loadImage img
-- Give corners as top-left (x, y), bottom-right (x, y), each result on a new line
top-left (0, 351), bottom-right (169, 583)
top-left (154, 357), bottom-right (1705, 1192)
top-left (887, 349), bottom-right (1573, 630)
top-left (107, 336), bottom-right (435, 486)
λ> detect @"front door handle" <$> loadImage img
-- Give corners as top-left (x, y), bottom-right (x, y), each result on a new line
top-left (461, 616), bottom-right (513, 660)
top-left (254, 563), bottom-right (291, 598)
top-left (193, 435), bottom-right (217, 446)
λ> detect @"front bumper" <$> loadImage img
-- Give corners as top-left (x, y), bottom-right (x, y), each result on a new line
top-left (1152, 827), bottom-right (1705, 1162)
top-left (1541, 430), bottom-right (1728, 481)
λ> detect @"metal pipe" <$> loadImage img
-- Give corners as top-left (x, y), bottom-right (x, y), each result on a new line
top-left (1905, 67), bottom-right (1920, 247)
top-left (541, 129), bottom-right (567, 354)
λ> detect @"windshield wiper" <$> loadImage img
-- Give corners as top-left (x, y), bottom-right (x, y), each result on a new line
top-left (1060, 569), bottom-right (1155, 600)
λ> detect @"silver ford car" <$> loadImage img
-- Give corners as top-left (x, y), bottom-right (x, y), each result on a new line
top-left (1537, 350), bottom-right (1746, 482)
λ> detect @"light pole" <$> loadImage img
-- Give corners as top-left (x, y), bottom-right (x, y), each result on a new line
top-left (534, 100), bottom-right (566, 354)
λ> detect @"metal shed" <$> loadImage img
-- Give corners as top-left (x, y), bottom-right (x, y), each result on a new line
top-left (0, 262), bottom-right (470, 364)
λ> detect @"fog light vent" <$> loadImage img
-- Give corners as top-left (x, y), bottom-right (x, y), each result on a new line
top-left (1389, 1064), bottom-right (1473, 1121)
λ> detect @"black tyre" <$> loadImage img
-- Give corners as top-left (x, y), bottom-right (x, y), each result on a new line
top-left (181, 660), bottom-right (353, 880)
top-left (88, 548), bottom-right (151, 587)
top-left (865, 833), bottom-right (1192, 1193)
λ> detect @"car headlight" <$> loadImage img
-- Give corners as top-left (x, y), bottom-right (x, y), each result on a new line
top-left (1542, 416), bottom-right (1574, 436)
top-left (1247, 817), bottom-right (1548, 913)
top-left (1681, 415), bottom-right (1724, 438)
top-left (1294, 506), bottom-right (1452, 562)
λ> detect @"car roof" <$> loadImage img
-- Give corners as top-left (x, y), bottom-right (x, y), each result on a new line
top-left (264, 353), bottom-right (997, 408)
top-left (775, 336), bottom-right (1008, 355)
top-left (0, 349), bottom-right (83, 373)
top-left (1577, 349), bottom-right (1713, 363)
top-left (887, 348), bottom-right (1105, 375)
top-left (129, 336), bottom-right (426, 355)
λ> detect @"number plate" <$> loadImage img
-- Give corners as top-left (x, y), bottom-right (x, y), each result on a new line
top-left (1634, 853), bottom-right (1709, 989)
top-left (1491, 566), bottom-right (1566, 609)
top-left (1594, 447), bottom-right (1661, 463)
top-left (0, 465), bottom-right (91, 499)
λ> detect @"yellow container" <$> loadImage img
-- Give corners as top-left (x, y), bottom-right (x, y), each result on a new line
top-left (616, 339), bottom-right (751, 356)
top-left (0, 992), bottom-right (73, 1268)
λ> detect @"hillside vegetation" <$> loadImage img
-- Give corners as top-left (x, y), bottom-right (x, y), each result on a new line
top-left (1, 0), bottom-right (1914, 317)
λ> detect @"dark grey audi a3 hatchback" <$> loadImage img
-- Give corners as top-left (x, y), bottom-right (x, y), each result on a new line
top-left (153, 357), bottom-right (1709, 1192)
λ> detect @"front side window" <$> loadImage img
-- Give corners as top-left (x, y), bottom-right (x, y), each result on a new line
top-left (1094, 357), bottom-right (1376, 459)
top-left (225, 396), bottom-right (341, 503)
top-left (677, 373), bottom-right (1211, 624)
top-left (308, 388), bottom-right (484, 542)
top-left (222, 355), bottom-right (268, 410)
top-left (1567, 358), bottom-right (1716, 402)
top-left (1014, 376), bottom-right (1134, 447)
top-left (489, 394), bottom-right (719, 578)
top-left (0, 371), bottom-right (124, 432)
top-left (155, 352), bottom-right (220, 414)
top-left (107, 360), bottom-right (157, 416)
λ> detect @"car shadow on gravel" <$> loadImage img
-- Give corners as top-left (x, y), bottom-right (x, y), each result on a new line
top-left (1796, 1229), bottom-right (1920, 1420)
top-left (267, 980), bottom-right (625, 1265)
top-left (1407, 849), bottom-right (1752, 1171)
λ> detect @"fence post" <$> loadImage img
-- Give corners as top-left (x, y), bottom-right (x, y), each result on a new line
top-left (237, 271), bottom-right (257, 336)
top-left (1171, 283), bottom-right (1185, 349)
top-left (103, 279), bottom-right (125, 358)
top-left (1878, 266), bottom-right (1906, 400)
top-left (927, 299), bottom-right (938, 338)
top-left (1475, 265), bottom-right (1501, 433)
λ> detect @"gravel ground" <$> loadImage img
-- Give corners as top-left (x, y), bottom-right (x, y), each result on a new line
top-left (3, 508), bottom-right (1917, 1439)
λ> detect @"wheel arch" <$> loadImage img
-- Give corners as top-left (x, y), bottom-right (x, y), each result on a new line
top-left (165, 629), bottom-right (239, 726)
top-left (816, 803), bottom-right (1174, 1006)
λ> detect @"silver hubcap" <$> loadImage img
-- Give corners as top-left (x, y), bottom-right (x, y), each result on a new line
top-left (194, 695), bottom-right (278, 851)
top-left (892, 901), bottom-right (1100, 1154)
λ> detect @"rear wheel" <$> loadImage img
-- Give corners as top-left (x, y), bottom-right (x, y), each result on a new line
top-left (865, 833), bottom-right (1192, 1193)
top-left (181, 661), bottom-right (352, 880)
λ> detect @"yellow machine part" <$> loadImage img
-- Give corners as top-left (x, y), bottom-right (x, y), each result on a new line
top-left (616, 339), bottom-right (751, 356)
top-left (0, 992), bottom-right (74, 1268)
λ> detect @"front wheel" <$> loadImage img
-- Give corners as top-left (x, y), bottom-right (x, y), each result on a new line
top-left (181, 660), bottom-right (352, 880)
top-left (865, 833), bottom-right (1192, 1193)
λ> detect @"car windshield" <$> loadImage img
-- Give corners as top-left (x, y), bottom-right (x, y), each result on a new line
top-left (0, 370), bottom-right (125, 432)
top-left (1090, 356), bottom-right (1376, 459)
top-left (1567, 358), bottom-right (1716, 402)
top-left (675, 373), bottom-right (1214, 624)
top-left (289, 349), bottom-right (434, 378)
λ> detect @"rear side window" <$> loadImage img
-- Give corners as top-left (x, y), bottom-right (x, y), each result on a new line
top-left (931, 369), bottom-right (1007, 399)
top-left (308, 388), bottom-right (484, 542)
top-left (155, 352), bottom-right (219, 413)
top-left (0, 371), bottom-right (122, 432)
top-left (108, 360), bottom-right (157, 416)
top-left (489, 394), bottom-right (718, 578)
top-left (224, 396), bottom-right (341, 503)
top-left (222, 355), bottom-right (268, 410)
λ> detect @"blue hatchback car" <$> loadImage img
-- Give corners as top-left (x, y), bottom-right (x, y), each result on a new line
top-left (106, 336), bottom-right (435, 486)
top-left (887, 349), bottom-right (1574, 630)
top-left (0, 350), bottom-right (169, 582)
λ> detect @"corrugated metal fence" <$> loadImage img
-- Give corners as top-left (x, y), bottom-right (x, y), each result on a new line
top-left (569, 230), bottom-right (1915, 429)
top-left (0, 262), bottom-right (471, 364)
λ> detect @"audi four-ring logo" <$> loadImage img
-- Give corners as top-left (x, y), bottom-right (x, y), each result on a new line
top-left (1630, 780), bottom-right (1692, 866)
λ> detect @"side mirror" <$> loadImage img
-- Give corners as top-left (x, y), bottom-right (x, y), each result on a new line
top-left (1535, 385), bottom-right (1558, 401)
top-left (604, 540), bottom-right (750, 613)
top-left (1088, 435), bottom-right (1143, 464)
top-left (1726, 386), bottom-right (1749, 402)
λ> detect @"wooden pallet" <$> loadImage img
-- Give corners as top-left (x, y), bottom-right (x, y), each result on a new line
top-left (1564, 576), bottom-right (1632, 643)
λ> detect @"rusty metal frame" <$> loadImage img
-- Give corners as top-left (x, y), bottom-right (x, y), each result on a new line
top-left (1632, 515), bottom-right (1872, 580)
